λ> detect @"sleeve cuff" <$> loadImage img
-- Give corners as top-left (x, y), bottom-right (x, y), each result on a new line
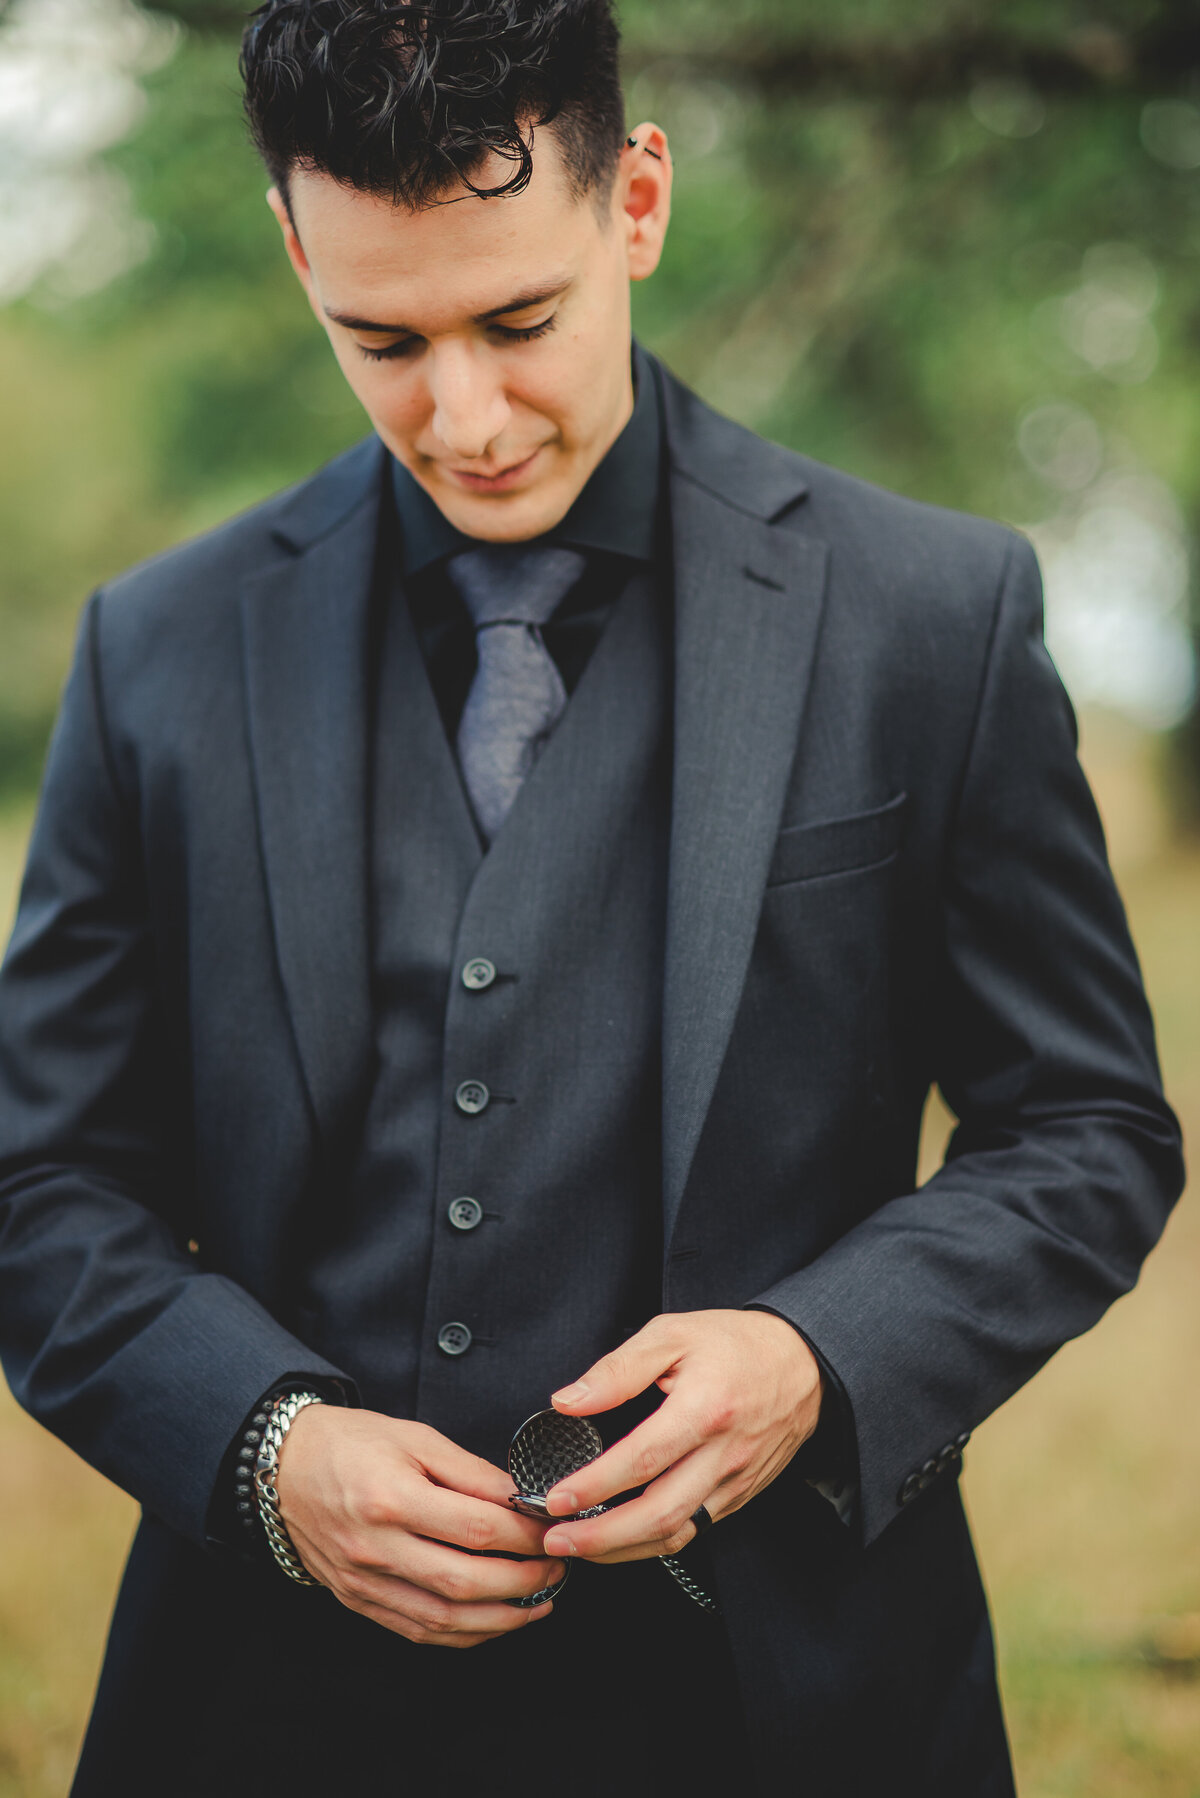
top-left (745, 1303), bottom-right (860, 1530)
top-left (205, 1371), bottom-right (355, 1554)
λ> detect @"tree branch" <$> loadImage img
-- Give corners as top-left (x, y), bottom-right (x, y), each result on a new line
top-left (15, 1), bottom-right (1198, 102)
top-left (625, 15), bottom-right (1200, 101)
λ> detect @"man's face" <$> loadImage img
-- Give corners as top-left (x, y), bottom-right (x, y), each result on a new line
top-left (273, 127), bottom-right (670, 542)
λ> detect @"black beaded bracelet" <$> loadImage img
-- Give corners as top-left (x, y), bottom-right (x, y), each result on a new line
top-left (229, 1380), bottom-right (350, 1556)
top-left (233, 1403), bottom-right (274, 1545)
top-left (232, 1384), bottom-right (329, 1546)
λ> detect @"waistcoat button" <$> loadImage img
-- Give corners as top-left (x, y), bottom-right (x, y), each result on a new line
top-left (448, 1197), bottom-right (483, 1231)
top-left (437, 1321), bottom-right (473, 1357)
top-left (462, 957), bottom-right (497, 991)
top-left (455, 1080), bottom-right (490, 1115)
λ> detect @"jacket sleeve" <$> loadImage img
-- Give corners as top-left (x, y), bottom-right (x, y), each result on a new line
top-left (750, 534), bottom-right (1185, 1547)
top-left (0, 593), bottom-right (358, 1549)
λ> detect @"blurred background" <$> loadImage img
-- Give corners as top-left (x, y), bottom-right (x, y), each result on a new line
top-left (0, 0), bottom-right (1197, 1790)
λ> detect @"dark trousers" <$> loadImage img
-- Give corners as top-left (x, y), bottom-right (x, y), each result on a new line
top-left (74, 1516), bottom-right (751, 1796)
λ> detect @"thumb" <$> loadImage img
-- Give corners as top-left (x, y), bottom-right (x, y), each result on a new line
top-left (551, 1319), bottom-right (675, 1416)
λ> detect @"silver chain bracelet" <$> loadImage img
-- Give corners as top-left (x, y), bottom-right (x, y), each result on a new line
top-left (254, 1390), bottom-right (325, 1584)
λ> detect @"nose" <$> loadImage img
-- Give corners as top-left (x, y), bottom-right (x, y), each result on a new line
top-left (428, 341), bottom-right (511, 461)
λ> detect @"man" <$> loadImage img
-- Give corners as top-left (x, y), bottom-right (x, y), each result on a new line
top-left (0, 1), bottom-right (1183, 1792)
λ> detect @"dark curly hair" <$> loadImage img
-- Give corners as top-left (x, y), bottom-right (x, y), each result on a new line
top-left (240, 0), bottom-right (625, 211)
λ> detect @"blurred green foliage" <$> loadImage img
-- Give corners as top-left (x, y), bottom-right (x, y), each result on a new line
top-left (2, 0), bottom-right (1199, 797)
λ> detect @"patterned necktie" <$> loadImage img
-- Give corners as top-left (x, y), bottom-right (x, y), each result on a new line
top-left (447, 543), bottom-right (587, 843)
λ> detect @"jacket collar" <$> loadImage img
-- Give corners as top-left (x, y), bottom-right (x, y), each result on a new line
top-left (261, 347), bottom-right (813, 558)
top-left (656, 357), bottom-right (811, 523)
top-left (652, 357), bottom-right (827, 1239)
top-left (267, 435), bottom-right (385, 556)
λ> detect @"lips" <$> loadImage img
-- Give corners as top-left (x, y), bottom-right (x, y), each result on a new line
top-left (443, 446), bottom-right (546, 492)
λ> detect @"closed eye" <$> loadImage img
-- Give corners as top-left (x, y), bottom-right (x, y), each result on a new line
top-left (491, 314), bottom-right (559, 344)
top-left (357, 337), bottom-right (420, 363)
top-left (356, 313), bottom-right (559, 362)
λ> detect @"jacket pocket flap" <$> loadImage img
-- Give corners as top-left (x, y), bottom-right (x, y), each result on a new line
top-left (767, 792), bottom-right (908, 887)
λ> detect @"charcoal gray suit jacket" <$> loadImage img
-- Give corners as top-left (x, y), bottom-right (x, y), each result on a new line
top-left (0, 356), bottom-right (1184, 1785)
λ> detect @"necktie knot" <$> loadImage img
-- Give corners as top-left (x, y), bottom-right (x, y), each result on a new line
top-left (447, 544), bottom-right (587, 630)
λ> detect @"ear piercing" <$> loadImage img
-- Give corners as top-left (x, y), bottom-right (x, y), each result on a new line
top-left (626, 136), bottom-right (663, 160)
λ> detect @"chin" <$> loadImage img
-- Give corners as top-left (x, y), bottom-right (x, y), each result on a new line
top-left (438, 482), bottom-right (574, 545)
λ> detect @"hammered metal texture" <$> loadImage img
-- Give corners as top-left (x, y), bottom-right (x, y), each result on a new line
top-left (505, 1410), bottom-right (604, 1609)
top-left (505, 1408), bottom-right (720, 1614)
top-left (508, 1410), bottom-right (603, 1498)
top-left (510, 1566), bottom-right (570, 1608)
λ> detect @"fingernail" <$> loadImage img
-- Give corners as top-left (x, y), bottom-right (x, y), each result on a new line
top-left (546, 1487), bottom-right (577, 1515)
top-left (552, 1381), bottom-right (590, 1404)
top-left (543, 1531), bottom-right (576, 1555)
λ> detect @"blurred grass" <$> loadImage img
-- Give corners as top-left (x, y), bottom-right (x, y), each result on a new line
top-left (0, 714), bottom-right (1197, 1795)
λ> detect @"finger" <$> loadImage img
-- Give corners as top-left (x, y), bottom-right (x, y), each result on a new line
top-left (544, 1450), bottom-right (720, 1563)
top-left (287, 1465), bottom-right (549, 1578)
top-left (403, 1481), bottom-right (551, 1559)
top-left (545, 1396), bottom-right (706, 1516)
top-left (353, 1580), bottom-right (555, 1641)
top-left (406, 1540), bottom-right (567, 1605)
top-left (348, 1538), bottom-right (567, 1606)
top-left (343, 1583), bottom-right (555, 1646)
top-left (550, 1316), bottom-right (680, 1418)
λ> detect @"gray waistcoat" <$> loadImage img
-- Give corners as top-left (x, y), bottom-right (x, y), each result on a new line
top-left (297, 560), bottom-right (671, 1468)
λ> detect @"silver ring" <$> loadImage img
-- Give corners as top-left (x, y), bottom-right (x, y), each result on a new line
top-left (690, 1503), bottom-right (714, 1538)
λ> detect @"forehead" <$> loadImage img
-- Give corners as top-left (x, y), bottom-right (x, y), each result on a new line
top-left (289, 144), bottom-right (601, 327)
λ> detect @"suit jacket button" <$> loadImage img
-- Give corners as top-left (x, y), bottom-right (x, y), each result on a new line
top-left (462, 958), bottom-right (497, 991)
top-left (898, 1473), bottom-right (923, 1506)
top-left (448, 1197), bottom-right (483, 1231)
top-left (437, 1322), bottom-right (473, 1357)
top-left (954, 1432), bottom-right (971, 1450)
top-left (455, 1080), bottom-right (490, 1115)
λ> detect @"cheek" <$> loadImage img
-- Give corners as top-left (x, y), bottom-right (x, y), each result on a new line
top-left (513, 340), bottom-right (610, 448)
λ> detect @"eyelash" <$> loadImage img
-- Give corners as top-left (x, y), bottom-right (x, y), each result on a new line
top-left (357, 314), bottom-right (559, 362)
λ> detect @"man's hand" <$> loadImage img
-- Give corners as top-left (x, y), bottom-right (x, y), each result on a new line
top-left (275, 1407), bottom-right (566, 1647)
top-left (540, 1310), bottom-right (823, 1562)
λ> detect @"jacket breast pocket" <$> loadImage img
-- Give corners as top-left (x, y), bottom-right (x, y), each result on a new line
top-left (766, 792), bottom-right (908, 888)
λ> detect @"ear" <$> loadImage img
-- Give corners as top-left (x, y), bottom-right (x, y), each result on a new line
top-left (618, 122), bottom-right (672, 283)
top-left (266, 185), bottom-right (319, 310)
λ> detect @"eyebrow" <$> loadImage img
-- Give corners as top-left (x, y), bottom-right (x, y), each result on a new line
top-left (324, 279), bottom-right (572, 336)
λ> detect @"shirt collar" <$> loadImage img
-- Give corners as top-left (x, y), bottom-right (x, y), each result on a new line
top-left (390, 340), bottom-right (662, 577)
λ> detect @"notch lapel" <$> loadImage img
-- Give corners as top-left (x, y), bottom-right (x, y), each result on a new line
top-left (662, 471), bottom-right (829, 1242)
top-left (240, 458), bottom-right (382, 1156)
